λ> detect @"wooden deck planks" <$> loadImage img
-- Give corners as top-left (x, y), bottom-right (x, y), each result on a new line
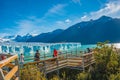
top-left (5, 66), bottom-right (18, 80)
top-left (24, 53), bottom-right (95, 74)
top-left (0, 55), bottom-right (18, 68)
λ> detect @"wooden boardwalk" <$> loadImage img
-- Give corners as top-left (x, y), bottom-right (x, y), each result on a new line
top-left (0, 52), bottom-right (95, 80)
top-left (25, 52), bottom-right (95, 74)
top-left (0, 54), bottom-right (19, 80)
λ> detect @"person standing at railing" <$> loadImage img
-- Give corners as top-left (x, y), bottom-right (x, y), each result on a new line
top-left (20, 53), bottom-right (24, 68)
top-left (34, 50), bottom-right (40, 61)
top-left (1, 54), bottom-right (6, 60)
top-left (53, 49), bottom-right (58, 57)
top-left (87, 48), bottom-right (91, 53)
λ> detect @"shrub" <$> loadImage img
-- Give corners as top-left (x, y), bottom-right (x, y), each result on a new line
top-left (20, 64), bottom-right (46, 80)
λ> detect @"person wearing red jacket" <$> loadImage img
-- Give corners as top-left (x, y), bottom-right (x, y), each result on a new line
top-left (53, 49), bottom-right (58, 57)
top-left (1, 55), bottom-right (6, 60)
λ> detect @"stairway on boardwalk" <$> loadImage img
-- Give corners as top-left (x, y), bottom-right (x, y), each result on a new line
top-left (0, 52), bottom-right (95, 80)
top-left (25, 52), bottom-right (95, 74)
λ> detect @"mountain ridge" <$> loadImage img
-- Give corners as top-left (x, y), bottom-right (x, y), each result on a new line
top-left (1, 16), bottom-right (120, 44)
top-left (48, 16), bottom-right (120, 44)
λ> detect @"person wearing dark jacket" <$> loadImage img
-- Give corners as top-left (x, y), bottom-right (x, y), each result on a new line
top-left (34, 50), bottom-right (40, 61)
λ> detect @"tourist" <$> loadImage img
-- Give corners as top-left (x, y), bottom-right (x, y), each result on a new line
top-left (87, 48), bottom-right (91, 53)
top-left (19, 53), bottom-right (24, 68)
top-left (53, 49), bottom-right (58, 57)
top-left (8, 53), bottom-right (11, 58)
top-left (1, 54), bottom-right (6, 60)
top-left (34, 50), bottom-right (40, 61)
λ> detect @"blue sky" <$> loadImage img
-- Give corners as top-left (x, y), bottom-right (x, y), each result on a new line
top-left (0, 0), bottom-right (120, 37)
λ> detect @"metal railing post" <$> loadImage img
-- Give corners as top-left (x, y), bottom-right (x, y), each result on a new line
top-left (43, 61), bottom-right (47, 78)
top-left (44, 52), bottom-right (46, 60)
top-left (56, 58), bottom-right (60, 80)
top-left (66, 51), bottom-right (68, 59)
top-left (82, 56), bottom-right (85, 72)
top-left (71, 51), bottom-right (72, 57)
top-left (0, 69), bottom-right (5, 80)
top-left (15, 58), bottom-right (20, 80)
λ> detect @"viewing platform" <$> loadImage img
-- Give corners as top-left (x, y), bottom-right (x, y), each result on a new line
top-left (0, 52), bottom-right (95, 80)
top-left (25, 52), bottom-right (95, 74)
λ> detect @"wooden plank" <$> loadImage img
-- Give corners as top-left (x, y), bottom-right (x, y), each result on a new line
top-left (15, 77), bottom-right (19, 80)
top-left (46, 63), bottom-right (67, 71)
top-left (6, 63), bottom-right (15, 68)
top-left (3, 70), bottom-right (17, 79)
top-left (5, 66), bottom-right (18, 80)
top-left (67, 60), bottom-right (82, 63)
top-left (45, 62), bottom-right (57, 68)
top-left (58, 58), bottom-right (66, 61)
top-left (46, 60), bottom-right (67, 68)
top-left (25, 57), bottom-right (57, 65)
top-left (82, 53), bottom-right (93, 57)
top-left (0, 55), bottom-right (18, 68)
top-left (46, 65), bottom-right (66, 73)
top-left (0, 69), bottom-right (5, 80)
top-left (58, 60), bottom-right (67, 64)
top-left (2, 70), bottom-right (8, 75)
top-left (67, 62), bottom-right (80, 66)
top-left (46, 65), bottom-right (67, 73)
top-left (68, 58), bottom-right (82, 60)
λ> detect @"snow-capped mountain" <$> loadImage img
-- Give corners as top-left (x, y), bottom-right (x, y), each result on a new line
top-left (0, 33), bottom-right (36, 42)
top-left (14, 33), bottom-right (33, 42)
top-left (0, 38), bottom-right (11, 43)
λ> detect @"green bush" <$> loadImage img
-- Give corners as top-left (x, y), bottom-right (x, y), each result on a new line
top-left (20, 64), bottom-right (46, 80)
top-left (77, 42), bottom-right (120, 80)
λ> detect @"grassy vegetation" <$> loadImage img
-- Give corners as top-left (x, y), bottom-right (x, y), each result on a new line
top-left (20, 42), bottom-right (120, 80)
top-left (77, 42), bottom-right (120, 80)
top-left (20, 64), bottom-right (46, 80)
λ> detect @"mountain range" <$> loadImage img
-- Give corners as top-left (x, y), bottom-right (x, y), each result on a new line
top-left (27, 29), bottom-right (64, 42)
top-left (49, 16), bottom-right (120, 44)
top-left (1, 16), bottom-right (120, 44)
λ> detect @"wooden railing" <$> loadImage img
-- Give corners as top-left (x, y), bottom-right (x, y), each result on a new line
top-left (24, 50), bottom-right (83, 62)
top-left (25, 52), bottom-right (95, 74)
top-left (0, 54), bottom-right (19, 80)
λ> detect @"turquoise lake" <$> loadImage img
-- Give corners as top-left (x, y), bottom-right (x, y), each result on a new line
top-left (0, 42), bottom-right (97, 62)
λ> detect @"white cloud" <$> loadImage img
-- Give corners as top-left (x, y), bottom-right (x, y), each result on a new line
top-left (14, 4), bottom-right (67, 35)
top-left (80, 0), bottom-right (120, 21)
top-left (44, 4), bottom-right (67, 17)
top-left (15, 19), bottom-right (39, 35)
top-left (0, 33), bottom-right (10, 38)
top-left (2, 1), bottom-right (120, 37)
top-left (65, 19), bottom-right (71, 23)
top-left (14, 17), bottom-right (51, 36)
top-left (80, 15), bottom-right (87, 21)
top-left (55, 19), bottom-right (72, 29)
top-left (56, 21), bottom-right (64, 24)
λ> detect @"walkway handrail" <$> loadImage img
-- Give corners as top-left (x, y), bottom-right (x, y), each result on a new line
top-left (0, 54), bottom-right (18, 68)
top-left (0, 54), bottom-right (19, 80)
top-left (24, 50), bottom-right (82, 62)
top-left (24, 52), bottom-right (95, 74)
